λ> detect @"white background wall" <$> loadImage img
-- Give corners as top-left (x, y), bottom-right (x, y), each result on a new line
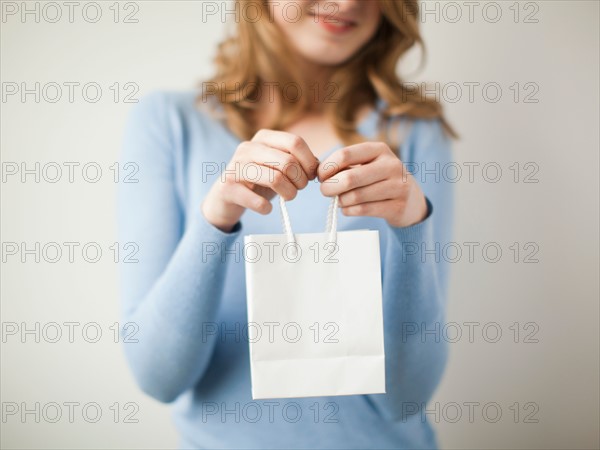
top-left (1, 1), bottom-right (598, 448)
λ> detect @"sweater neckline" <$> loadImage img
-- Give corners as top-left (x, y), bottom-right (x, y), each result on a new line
top-left (204, 95), bottom-right (385, 161)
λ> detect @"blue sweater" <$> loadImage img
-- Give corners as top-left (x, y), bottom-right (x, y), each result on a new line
top-left (117, 91), bottom-right (454, 449)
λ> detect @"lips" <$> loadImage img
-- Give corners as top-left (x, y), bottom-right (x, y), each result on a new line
top-left (312, 14), bottom-right (357, 25)
top-left (323, 16), bottom-right (356, 26)
top-left (310, 13), bottom-right (358, 33)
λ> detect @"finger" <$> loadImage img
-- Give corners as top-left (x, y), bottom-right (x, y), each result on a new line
top-left (238, 163), bottom-right (298, 201)
top-left (318, 143), bottom-right (386, 182)
top-left (338, 179), bottom-right (404, 208)
top-left (341, 199), bottom-right (399, 218)
top-left (223, 183), bottom-right (273, 215)
top-left (237, 141), bottom-right (309, 189)
top-left (252, 130), bottom-right (319, 180)
top-left (320, 158), bottom-right (391, 197)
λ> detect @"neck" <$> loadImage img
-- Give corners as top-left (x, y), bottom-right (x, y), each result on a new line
top-left (252, 56), bottom-right (338, 129)
top-left (291, 55), bottom-right (336, 113)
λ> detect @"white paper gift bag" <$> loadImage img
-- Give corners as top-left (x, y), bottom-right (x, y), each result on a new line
top-left (244, 196), bottom-right (386, 399)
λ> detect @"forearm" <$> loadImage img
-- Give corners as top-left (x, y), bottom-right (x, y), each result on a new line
top-left (368, 202), bottom-right (450, 420)
top-left (120, 209), bottom-right (241, 403)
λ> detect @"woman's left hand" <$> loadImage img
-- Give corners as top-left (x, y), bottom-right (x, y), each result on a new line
top-left (318, 142), bottom-right (428, 228)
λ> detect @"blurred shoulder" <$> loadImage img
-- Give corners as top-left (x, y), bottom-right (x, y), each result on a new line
top-left (407, 117), bottom-right (450, 146)
top-left (125, 90), bottom-right (232, 143)
top-left (400, 117), bottom-right (453, 164)
top-left (130, 90), bottom-right (216, 122)
top-left (375, 98), bottom-right (452, 161)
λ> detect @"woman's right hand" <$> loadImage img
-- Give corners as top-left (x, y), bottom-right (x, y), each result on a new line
top-left (202, 129), bottom-right (319, 232)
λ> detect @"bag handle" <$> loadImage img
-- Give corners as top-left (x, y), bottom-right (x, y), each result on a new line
top-left (278, 195), bottom-right (339, 248)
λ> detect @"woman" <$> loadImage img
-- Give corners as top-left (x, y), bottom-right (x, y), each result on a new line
top-left (118, 1), bottom-right (454, 448)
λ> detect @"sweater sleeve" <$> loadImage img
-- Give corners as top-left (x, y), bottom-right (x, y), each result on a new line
top-left (367, 118), bottom-right (454, 420)
top-left (117, 93), bottom-right (241, 403)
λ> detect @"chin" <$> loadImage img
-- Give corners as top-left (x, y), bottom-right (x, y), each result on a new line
top-left (306, 55), bottom-right (351, 66)
top-left (298, 45), bottom-right (357, 67)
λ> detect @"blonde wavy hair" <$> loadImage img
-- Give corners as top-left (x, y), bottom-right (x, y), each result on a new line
top-left (201, 0), bottom-right (455, 150)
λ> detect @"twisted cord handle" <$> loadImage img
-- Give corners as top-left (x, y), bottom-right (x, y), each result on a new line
top-left (278, 195), bottom-right (339, 246)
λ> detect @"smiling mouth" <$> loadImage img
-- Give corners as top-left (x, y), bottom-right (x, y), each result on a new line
top-left (309, 13), bottom-right (358, 31)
